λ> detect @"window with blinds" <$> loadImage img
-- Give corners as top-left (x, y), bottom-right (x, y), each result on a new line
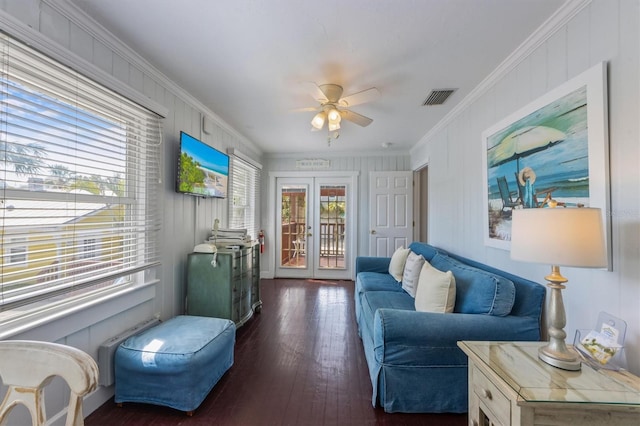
top-left (228, 151), bottom-right (261, 240)
top-left (0, 33), bottom-right (162, 312)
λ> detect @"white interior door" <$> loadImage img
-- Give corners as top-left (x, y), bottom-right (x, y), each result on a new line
top-left (275, 174), bottom-right (355, 280)
top-left (369, 171), bottom-right (413, 257)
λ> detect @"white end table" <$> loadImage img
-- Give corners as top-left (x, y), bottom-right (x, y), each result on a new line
top-left (458, 341), bottom-right (640, 426)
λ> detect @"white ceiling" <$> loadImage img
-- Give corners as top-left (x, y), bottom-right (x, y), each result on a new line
top-left (69, 0), bottom-right (566, 155)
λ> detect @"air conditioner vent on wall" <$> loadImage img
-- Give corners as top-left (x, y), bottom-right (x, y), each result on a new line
top-left (422, 89), bottom-right (456, 106)
top-left (98, 317), bottom-right (162, 386)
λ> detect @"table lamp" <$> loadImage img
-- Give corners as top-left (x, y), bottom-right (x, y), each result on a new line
top-left (511, 207), bottom-right (607, 370)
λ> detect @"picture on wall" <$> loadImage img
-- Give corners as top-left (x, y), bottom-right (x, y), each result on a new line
top-left (482, 62), bottom-right (610, 253)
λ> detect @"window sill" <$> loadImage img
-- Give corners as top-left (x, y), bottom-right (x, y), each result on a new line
top-left (0, 279), bottom-right (159, 341)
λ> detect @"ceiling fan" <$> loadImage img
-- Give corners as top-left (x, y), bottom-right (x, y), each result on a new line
top-left (294, 83), bottom-right (380, 134)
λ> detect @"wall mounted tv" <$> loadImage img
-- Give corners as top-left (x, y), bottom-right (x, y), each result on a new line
top-left (177, 131), bottom-right (229, 198)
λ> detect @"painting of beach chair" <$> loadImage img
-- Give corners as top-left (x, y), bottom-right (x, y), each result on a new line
top-left (514, 171), bottom-right (555, 208)
top-left (513, 171), bottom-right (584, 208)
top-left (496, 176), bottom-right (520, 215)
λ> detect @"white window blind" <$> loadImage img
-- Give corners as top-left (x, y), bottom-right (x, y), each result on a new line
top-left (228, 151), bottom-right (261, 240)
top-left (0, 33), bottom-right (162, 311)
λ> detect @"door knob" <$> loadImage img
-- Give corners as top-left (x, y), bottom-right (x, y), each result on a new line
top-left (479, 388), bottom-right (492, 400)
top-left (307, 233), bottom-right (312, 237)
top-left (370, 230), bottom-right (376, 234)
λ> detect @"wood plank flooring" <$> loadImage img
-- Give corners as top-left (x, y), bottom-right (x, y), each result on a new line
top-left (86, 278), bottom-right (467, 426)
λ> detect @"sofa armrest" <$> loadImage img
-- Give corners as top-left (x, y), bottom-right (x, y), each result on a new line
top-left (373, 309), bottom-right (541, 366)
top-left (355, 256), bottom-right (391, 274)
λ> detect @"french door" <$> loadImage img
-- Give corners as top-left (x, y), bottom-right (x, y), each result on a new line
top-left (274, 174), bottom-right (356, 280)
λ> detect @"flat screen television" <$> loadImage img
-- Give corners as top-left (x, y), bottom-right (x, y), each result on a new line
top-left (177, 131), bottom-right (229, 198)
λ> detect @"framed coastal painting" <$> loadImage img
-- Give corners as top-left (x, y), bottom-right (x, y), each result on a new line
top-left (481, 62), bottom-right (610, 261)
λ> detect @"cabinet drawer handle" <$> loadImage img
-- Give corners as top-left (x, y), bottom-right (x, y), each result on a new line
top-left (479, 388), bottom-right (492, 400)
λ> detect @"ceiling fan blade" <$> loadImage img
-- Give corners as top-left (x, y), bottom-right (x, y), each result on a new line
top-left (339, 87), bottom-right (380, 107)
top-left (302, 81), bottom-right (328, 103)
top-left (290, 106), bottom-right (320, 113)
top-left (340, 109), bottom-right (373, 127)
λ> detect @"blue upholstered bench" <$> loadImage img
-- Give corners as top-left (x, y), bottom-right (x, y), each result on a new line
top-left (114, 315), bottom-right (235, 414)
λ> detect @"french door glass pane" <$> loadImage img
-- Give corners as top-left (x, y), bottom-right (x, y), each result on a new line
top-left (280, 186), bottom-right (306, 268)
top-left (318, 185), bottom-right (346, 270)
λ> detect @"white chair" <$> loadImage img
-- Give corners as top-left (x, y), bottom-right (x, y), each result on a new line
top-left (0, 340), bottom-right (99, 426)
top-left (293, 237), bottom-right (306, 258)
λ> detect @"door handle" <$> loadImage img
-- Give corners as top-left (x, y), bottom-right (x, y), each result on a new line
top-left (307, 233), bottom-right (313, 237)
top-left (370, 230), bottom-right (376, 235)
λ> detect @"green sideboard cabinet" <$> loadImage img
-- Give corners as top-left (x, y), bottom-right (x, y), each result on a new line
top-left (186, 244), bottom-right (261, 326)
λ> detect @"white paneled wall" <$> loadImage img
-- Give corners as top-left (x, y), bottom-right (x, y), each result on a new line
top-left (411, 0), bottom-right (640, 374)
top-left (262, 154), bottom-right (411, 278)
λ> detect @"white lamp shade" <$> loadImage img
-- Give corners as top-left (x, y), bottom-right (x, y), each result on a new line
top-left (327, 108), bottom-right (341, 123)
top-left (311, 111), bottom-right (326, 129)
top-left (511, 208), bottom-right (607, 268)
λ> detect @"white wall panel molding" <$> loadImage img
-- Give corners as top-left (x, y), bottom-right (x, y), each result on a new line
top-left (0, 5), bottom-right (168, 117)
top-left (45, 0), bottom-right (261, 155)
top-left (410, 0), bottom-right (592, 157)
top-left (417, 0), bottom-right (639, 375)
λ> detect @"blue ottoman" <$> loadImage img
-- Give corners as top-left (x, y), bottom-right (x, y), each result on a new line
top-left (114, 315), bottom-right (235, 414)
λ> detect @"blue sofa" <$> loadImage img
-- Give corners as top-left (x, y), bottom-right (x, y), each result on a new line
top-left (355, 242), bottom-right (545, 413)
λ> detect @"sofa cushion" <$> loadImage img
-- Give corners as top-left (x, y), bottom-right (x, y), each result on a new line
top-left (389, 247), bottom-right (410, 282)
top-left (414, 260), bottom-right (456, 313)
top-left (430, 253), bottom-right (515, 316)
top-left (408, 242), bottom-right (446, 262)
top-left (361, 291), bottom-right (416, 330)
top-left (354, 272), bottom-right (406, 328)
top-left (401, 252), bottom-right (425, 297)
top-left (356, 272), bottom-right (404, 293)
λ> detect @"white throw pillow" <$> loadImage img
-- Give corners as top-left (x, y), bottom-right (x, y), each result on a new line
top-left (388, 246), bottom-right (410, 282)
top-left (402, 252), bottom-right (425, 297)
top-left (415, 260), bottom-right (456, 313)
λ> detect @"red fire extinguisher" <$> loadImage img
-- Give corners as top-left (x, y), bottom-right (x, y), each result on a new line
top-left (258, 230), bottom-right (265, 254)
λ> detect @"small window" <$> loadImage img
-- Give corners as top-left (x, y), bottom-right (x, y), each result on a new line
top-left (228, 151), bottom-right (262, 239)
top-left (81, 239), bottom-right (99, 259)
top-left (8, 238), bottom-right (27, 264)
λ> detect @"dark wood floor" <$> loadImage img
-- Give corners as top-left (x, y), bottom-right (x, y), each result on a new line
top-left (86, 278), bottom-right (467, 426)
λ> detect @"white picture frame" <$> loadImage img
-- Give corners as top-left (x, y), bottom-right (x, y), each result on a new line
top-left (481, 62), bottom-right (610, 267)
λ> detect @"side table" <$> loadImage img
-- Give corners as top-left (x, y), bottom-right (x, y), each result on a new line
top-left (458, 341), bottom-right (640, 426)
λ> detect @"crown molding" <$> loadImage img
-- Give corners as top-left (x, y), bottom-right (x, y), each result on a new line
top-left (44, 0), bottom-right (262, 155)
top-left (410, 0), bottom-right (592, 156)
top-left (263, 149), bottom-right (410, 160)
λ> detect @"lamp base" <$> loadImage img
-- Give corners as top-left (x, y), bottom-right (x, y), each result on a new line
top-left (538, 344), bottom-right (581, 371)
top-left (538, 265), bottom-right (581, 371)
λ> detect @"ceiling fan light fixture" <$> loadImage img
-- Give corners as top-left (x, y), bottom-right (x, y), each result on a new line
top-left (298, 82), bottom-right (377, 136)
top-left (328, 121), bottom-right (341, 131)
top-left (327, 108), bottom-right (341, 123)
top-left (311, 111), bottom-right (326, 130)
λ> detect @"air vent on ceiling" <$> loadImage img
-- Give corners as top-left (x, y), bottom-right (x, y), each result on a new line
top-left (422, 89), bottom-right (456, 106)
